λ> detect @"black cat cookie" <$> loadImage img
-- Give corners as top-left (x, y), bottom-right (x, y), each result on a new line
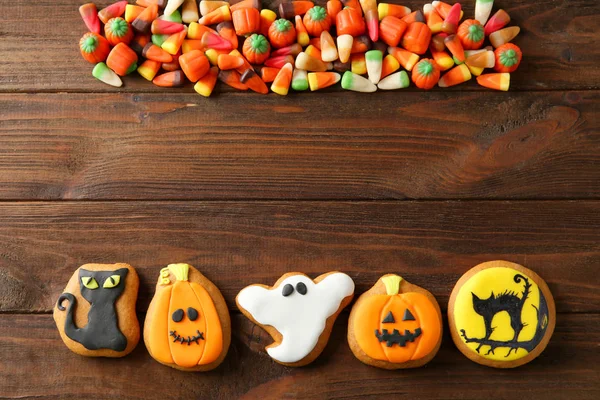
top-left (53, 263), bottom-right (140, 357)
top-left (448, 260), bottom-right (556, 368)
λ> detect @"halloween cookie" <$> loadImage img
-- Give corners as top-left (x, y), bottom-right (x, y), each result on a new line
top-left (236, 272), bottom-right (355, 367)
top-left (144, 263), bottom-right (231, 371)
top-left (449, 260), bottom-right (556, 368)
top-left (348, 274), bottom-right (443, 369)
top-left (53, 263), bottom-right (140, 357)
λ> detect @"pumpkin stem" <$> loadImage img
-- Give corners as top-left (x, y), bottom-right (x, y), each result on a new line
top-left (381, 275), bottom-right (402, 295)
top-left (167, 263), bottom-right (190, 281)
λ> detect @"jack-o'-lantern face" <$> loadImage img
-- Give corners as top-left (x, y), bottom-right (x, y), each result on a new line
top-left (146, 264), bottom-right (223, 368)
top-left (353, 275), bottom-right (441, 363)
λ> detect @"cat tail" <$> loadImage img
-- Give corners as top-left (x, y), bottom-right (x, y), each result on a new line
top-left (513, 274), bottom-right (531, 306)
top-left (57, 293), bottom-right (85, 344)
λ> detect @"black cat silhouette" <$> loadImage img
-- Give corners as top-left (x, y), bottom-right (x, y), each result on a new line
top-left (460, 273), bottom-right (549, 357)
top-left (57, 268), bottom-right (129, 351)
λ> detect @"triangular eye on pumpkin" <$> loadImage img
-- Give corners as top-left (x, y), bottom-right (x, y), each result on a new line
top-left (348, 274), bottom-right (443, 369)
top-left (144, 264), bottom-right (231, 371)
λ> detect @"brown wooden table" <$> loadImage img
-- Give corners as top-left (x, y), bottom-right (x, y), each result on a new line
top-left (0, 0), bottom-right (598, 398)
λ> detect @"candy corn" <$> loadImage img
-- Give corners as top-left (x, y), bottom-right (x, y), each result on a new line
top-left (477, 72), bottom-right (509, 91)
top-left (430, 48), bottom-right (454, 70)
top-left (162, 29), bottom-right (187, 54)
top-left (423, 4), bottom-right (443, 34)
top-left (260, 66), bottom-right (281, 83)
top-left (475, 0), bottom-right (494, 25)
top-left (217, 54), bottom-right (245, 70)
top-left (260, 9), bottom-right (278, 37)
top-left (341, 71), bottom-right (377, 92)
top-left (240, 69), bottom-right (269, 94)
top-left (137, 59), bottom-right (162, 80)
top-left (164, 0), bottom-right (184, 16)
top-left (296, 52), bottom-right (329, 72)
top-left (308, 72), bottom-right (340, 91)
top-left (379, 16), bottom-right (407, 47)
top-left (218, 70), bottom-right (248, 90)
top-left (360, 0), bottom-right (379, 42)
top-left (380, 54), bottom-right (400, 78)
top-left (132, 4), bottom-right (158, 34)
top-left (271, 63), bottom-right (293, 95)
top-left (180, 50), bottom-right (210, 81)
top-left (79, 3), bottom-right (101, 33)
top-left (106, 42), bottom-right (138, 75)
top-left (194, 66), bottom-right (219, 96)
top-left (336, 34), bottom-right (353, 63)
top-left (187, 22), bottom-right (215, 40)
top-left (153, 70), bottom-right (185, 87)
top-left (431, 1), bottom-right (463, 20)
top-left (92, 62), bottom-right (123, 87)
top-left (201, 31), bottom-right (233, 51)
top-left (441, 3), bottom-right (461, 34)
top-left (231, 0), bottom-right (261, 13)
top-left (465, 50), bottom-right (495, 69)
top-left (365, 49), bottom-right (383, 84)
top-left (489, 26), bottom-right (520, 48)
top-left (294, 15), bottom-right (310, 47)
top-left (291, 68), bottom-right (309, 91)
top-left (279, 1), bottom-right (314, 19)
top-left (378, 70), bottom-right (410, 90)
top-left (217, 21), bottom-right (239, 49)
top-left (200, 1), bottom-right (228, 16)
top-left (143, 43), bottom-right (173, 62)
top-left (199, 5), bottom-right (231, 26)
top-left (182, 0), bottom-right (200, 23)
top-left (378, 3), bottom-right (411, 20)
top-left (271, 43), bottom-right (302, 57)
top-left (438, 63), bottom-right (471, 87)
top-left (320, 31), bottom-right (338, 62)
top-left (484, 9), bottom-right (510, 36)
top-left (125, 4), bottom-right (145, 23)
top-left (444, 34), bottom-right (465, 63)
top-left (351, 53), bottom-right (367, 75)
top-left (98, 1), bottom-right (127, 24)
top-left (265, 55), bottom-right (295, 68)
top-left (388, 46), bottom-right (419, 71)
top-left (152, 19), bottom-right (185, 35)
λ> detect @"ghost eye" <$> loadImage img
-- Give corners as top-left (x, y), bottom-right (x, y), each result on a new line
top-left (187, 307), bottom-right (199, 321)
top-left (282, 284), bottom-right (294, 297)
top-left (295, 282), bottom-right (307, 295)
top-left (102, 275), bottom-right (121, 288)
top-left (172, 309), bottom-right (184, 322)
top-left (81, 277), bottom-right (98, 289)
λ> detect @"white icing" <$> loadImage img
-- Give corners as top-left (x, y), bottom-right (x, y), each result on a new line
top-left (237, 273), bottom-right (355, 363)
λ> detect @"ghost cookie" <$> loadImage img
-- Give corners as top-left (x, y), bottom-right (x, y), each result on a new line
top-left (53, 263), bottom-right (140, 357)
top-left (236, 272), bottom-right (355, 367)
top-left (449, 260), bottom-right (556, 368)
top-left (144, 263), bottom-right (231, 371)
top-left (348, 275), bottom-right (443, 369)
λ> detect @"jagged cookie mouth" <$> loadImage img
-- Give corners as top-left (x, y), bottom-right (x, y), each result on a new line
top-left (375, 328), bottom-right (422, 347)
top-left (170, 330), bottom-right (204, 345)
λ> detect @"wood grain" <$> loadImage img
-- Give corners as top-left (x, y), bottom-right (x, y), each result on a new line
top-left (0, 200), bottom-right (597, 313)
top-left (0, 91), bottom-right (597, 200)
top-left (0, 0), bottom-right (598, 92)
top-left (0, 313), bottom-right (597, 399)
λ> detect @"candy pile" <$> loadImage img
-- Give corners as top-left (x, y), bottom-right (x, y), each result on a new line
top-left (78, 0), bottom-right (522, 95)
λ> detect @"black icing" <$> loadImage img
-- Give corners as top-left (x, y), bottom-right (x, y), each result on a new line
top-left (56, 268), bottom-right (129, 352)
top-left (296, 282), bottom-right (307, 295)
top-left (375, 328), bottom-right (422, 347)
top-left (460, 273), bottom-right (550, 357)
top-left (187, 307), bottom-right (199, 321)
top-left (403, 309), bottom-right (416, 321)
top-left (382, 311), bottom-right (395, 323)
top-left (282, 284), bottom-right (294, 297)
top-left (170, 330), bottom-right (204, 345)
top-left (172, 309), bottom-right (184, 322)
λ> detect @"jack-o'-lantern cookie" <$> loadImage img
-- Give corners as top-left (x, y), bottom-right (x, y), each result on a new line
top-left (144, 263), bottom-right (231, 371)
top-left (449, 260), bottom-right (556, 368)
top-left (53, 263), bottom-right (140, 357)
top-left (348, 275), bottom-right (443, 369)
top-left (236, 272), bottom-right (355, 367)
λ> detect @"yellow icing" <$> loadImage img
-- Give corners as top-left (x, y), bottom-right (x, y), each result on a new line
top-left (453, 267), bottom-right (542, 361)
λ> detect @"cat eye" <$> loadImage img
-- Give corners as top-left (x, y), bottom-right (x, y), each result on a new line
top-left (81, 276), bottom-right (98, 290)
top-left (102, 275), bottom-right (121, 288)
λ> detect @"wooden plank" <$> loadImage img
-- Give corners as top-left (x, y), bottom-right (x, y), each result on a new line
top-left (0, 313), bottom-right (597, 399)
top-left (0, 200), bottom-right (597, 313)
top-left (0, 0), bottom-right (598, 92)
top-left (1, 91), bottom-right (598, 200)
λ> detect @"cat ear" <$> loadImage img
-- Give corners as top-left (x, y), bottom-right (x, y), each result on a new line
top-left (471, 292), bottom-right (480, 301)
top-left (114, 268), bottom-right (129, 278)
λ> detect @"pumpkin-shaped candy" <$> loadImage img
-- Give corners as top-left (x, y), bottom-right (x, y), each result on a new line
top-left (348, 274), bottom-right (442, 369)
top-left (494, 43), bottom-right (522, 73)
top-left (412, 58), bottom-right (440, 90)
top-left (232, 7), bottom-right (260, 37)
top-left (144, 264), bottom-right (231, 371)
top-left (303, 6), bottom-right (332, 38)
top-left (104, 17), bottom-right (134, 46)
top-left (243, 34), bottom-right (271, 65)
top-left (79, 32), bottom-right (111, 64)
top-left (336, 7), bottom-right (365, 37)
top-left (268, 19), bottom-right (297, 49)
top-left (457, 19), bottom-right (485, 50)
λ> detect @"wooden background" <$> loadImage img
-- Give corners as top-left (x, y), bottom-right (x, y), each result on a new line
top-left (0, 0), bottom-right (599, 398)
